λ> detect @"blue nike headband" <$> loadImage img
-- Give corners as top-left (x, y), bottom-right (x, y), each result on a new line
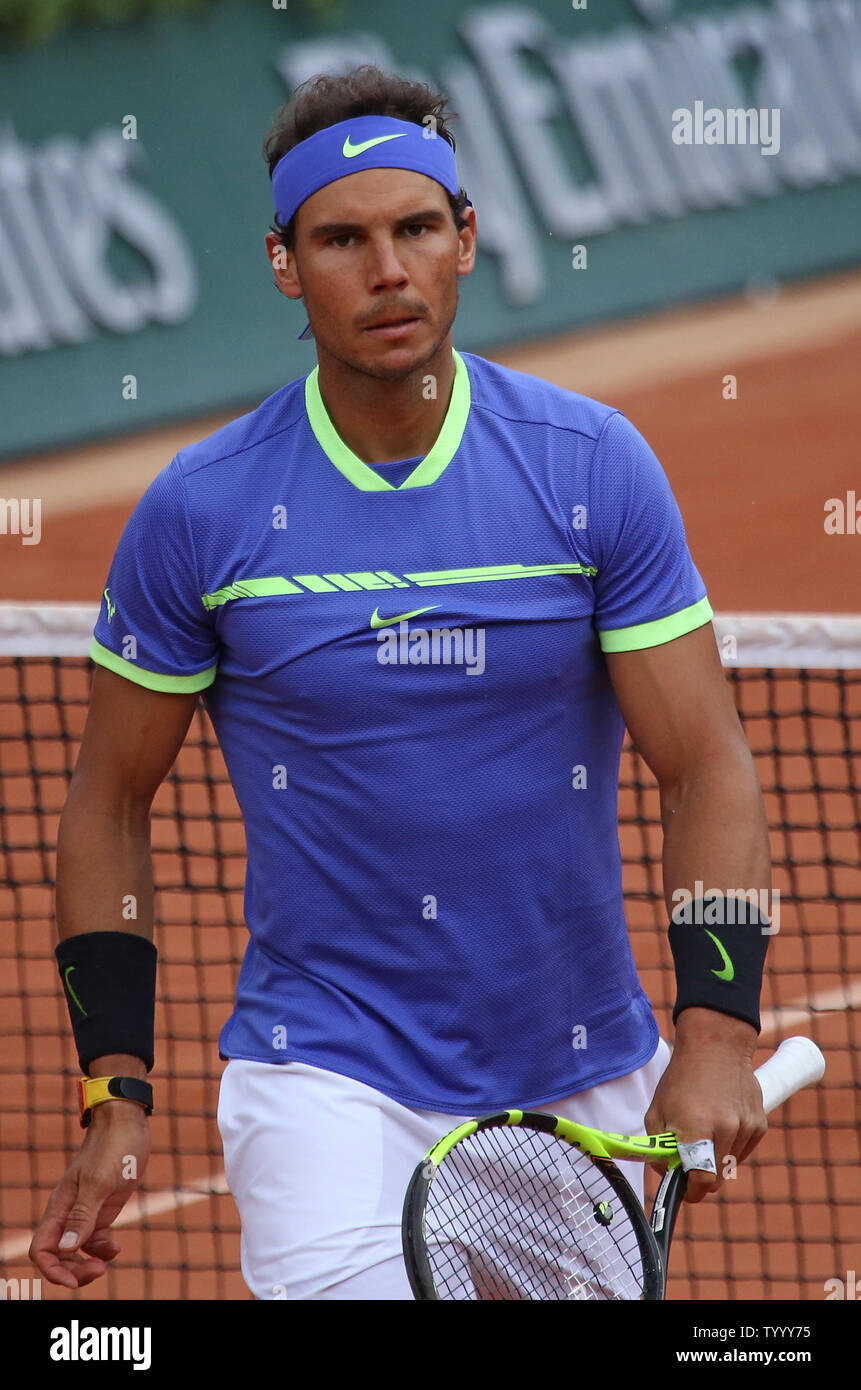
top-left (272, 114), bottom-right (461, 225)
top-left (271, 115), bottom-right (465, 341)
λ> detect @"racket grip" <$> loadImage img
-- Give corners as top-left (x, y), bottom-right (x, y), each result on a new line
top-left (753, 1036), bottom-right (825, 1114)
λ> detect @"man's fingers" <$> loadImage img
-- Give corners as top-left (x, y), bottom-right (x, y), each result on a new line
top-left (29, 1181), bottom-right (121, 1286)
top-left (736, 1116), bottom-right (768, 1166)
top-left (643, 1106), bottom-right (667, 1167)
top-left (683, 1166), bottom-right (718, 1202)
top-left (30, 1222), bottom-right (113, 1289)
top-left (29, 1208), bottom-right (77, 1286)
top-left (680, 1123), bottom-right (737, 1202)
top-left (81, 1228), bottom-right (122, 1261)
top-left (29, 1250), bottom-right (80, 1289)
top-left (29, 1233), bottom-right (108, 1289)
top-left (63, 1253), bottom-right (111, 1288)
top-left (54, 1190), bottom-right (103, 1256)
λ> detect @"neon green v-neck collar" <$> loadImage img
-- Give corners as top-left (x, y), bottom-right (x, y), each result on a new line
top-left (304, 348), bottom-right (471, 492)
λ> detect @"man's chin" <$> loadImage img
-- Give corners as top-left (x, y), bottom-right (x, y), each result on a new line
top-left (353, 330), bottom-right (438, 379)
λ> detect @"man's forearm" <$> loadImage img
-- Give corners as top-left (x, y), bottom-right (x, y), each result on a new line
top-left (659, 750), bottom-right (771, 920)
top-left (56, 790), bottom-right (155, 945)
top-left (55, 790), bottom-right (155, 1079)
top-left (659, 750), bottom-right (771, 1042)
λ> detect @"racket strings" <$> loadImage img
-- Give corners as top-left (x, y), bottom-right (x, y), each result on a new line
top-left (424, 1127), bottom-right (649, 1299)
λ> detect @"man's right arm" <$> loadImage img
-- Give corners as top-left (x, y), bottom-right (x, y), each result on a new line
top-left (30, 665), bottom-right (200, 1289)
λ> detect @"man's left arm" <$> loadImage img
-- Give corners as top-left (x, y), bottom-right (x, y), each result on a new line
top-left (605, 620), bottom-right (772, 1203)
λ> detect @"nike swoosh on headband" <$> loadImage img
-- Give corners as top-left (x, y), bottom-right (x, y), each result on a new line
top-left (370, 605), bottom-right (440, 629)
top-left (343, 133), bottom-right (409, 159)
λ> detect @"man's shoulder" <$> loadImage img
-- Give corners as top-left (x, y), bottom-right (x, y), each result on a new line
top-left (460, 350), bottom-right (620, 445)
top-left (172, 374), bottom-right (308, 480)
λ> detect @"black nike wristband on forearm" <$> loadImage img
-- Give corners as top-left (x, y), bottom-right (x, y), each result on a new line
top-left (668, 895), bottom-right (772, 1033)
top-left (55, 931), bottom-right (157, 1073)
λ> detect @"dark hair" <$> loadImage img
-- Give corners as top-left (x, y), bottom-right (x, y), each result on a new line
top-left (263, 64), bottom-right (470, 250)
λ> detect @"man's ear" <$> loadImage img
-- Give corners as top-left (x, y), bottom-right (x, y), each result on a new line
top-left (264, 232), bottom-right (304, 301)
top-left (455, 205), bottom-right (477, 279)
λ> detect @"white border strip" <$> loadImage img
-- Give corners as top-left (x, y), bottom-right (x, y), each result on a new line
top-left (713, 613), bottom-right (861, 669)
top-left (2, 605), bottom-right (861, 667)
top-left (0, 603), bottom-right (98, 657)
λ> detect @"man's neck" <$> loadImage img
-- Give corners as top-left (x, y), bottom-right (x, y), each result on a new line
top-left (314, 338), bottom-right (455, 464)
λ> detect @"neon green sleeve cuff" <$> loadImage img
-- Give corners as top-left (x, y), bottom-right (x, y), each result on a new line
top-left (598, 595), bottom-right (714, 653)
top-left (90, 638), bottom-right (217, 692)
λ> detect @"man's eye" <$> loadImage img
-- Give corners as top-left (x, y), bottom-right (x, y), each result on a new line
top-left (406, 224), bottom-right (428, 237)
top-left (330, 234), bottom-right (354, 247)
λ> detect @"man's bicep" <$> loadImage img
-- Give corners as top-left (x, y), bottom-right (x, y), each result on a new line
top-left (70, 665), bottom-right (200, 812)
top-left (604, 624), bottom-right (749, 789)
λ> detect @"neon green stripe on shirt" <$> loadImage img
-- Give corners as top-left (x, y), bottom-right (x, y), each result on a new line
top-left (598, 596), bottom-right (714, 653)
top-left (90, 639), bottom-right (217, 692)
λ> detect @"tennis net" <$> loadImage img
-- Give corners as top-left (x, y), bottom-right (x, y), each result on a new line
top-left (0, 605), bottom-right (858, 1300)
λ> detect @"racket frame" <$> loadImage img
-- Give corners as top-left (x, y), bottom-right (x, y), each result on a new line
top-left (403, 1037), bottom-right (826, 1300)
top-left (403, 1108), bottom-right (671, 1301)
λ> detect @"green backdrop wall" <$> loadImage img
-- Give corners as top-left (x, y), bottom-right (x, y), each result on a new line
top-left (1, 0), bottom-right (860, 457)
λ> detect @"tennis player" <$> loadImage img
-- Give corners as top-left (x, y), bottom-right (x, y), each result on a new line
top-left (31, 65), bottom-right (773, 1299)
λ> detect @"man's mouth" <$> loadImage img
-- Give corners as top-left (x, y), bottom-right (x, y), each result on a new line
top-left (364, 316), bottom-right (421, 337)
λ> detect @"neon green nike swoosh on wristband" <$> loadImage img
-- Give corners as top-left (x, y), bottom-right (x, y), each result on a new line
top-left (64, 964), bottom-right (88, 1017)
top-left (370, 605), bottom-right (440, 629)
top-left (342, 133), bottom-right (408, 158)
top-left (703, 929), bottom-right (735, 982)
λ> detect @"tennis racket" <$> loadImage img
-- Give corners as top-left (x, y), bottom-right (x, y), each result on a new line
top-left (402, 1035), bottom-right (825, 1300)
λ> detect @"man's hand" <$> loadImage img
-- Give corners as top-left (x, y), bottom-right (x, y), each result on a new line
top-left (644, 1009), bottom-right (766, 1203)
top-left (29, 1101), bottom-right (151, 1289)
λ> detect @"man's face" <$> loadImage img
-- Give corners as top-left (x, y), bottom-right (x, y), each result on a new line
top-left (266, 167), bottom-right (476, 379)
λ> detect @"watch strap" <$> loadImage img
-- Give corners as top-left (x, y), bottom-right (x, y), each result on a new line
top-left (79, 1075), bottom-right (154, 1128)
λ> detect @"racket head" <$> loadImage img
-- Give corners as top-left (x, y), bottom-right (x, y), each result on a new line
top-left (402, 1110), bottom-right (666, 1301)
top-left (650, 1163), bottom-right (688, 1272)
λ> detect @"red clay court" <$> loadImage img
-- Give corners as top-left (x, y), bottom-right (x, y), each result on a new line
top-left (1, 270), bottom-right (859, 1299)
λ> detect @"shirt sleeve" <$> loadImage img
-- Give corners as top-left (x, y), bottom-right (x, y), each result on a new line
top-left (90, 457), bottom-right (218, 691)
top-left (587, 410), bottom-right (713, 652)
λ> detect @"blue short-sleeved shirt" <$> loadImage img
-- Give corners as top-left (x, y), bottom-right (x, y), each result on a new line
top-left (91, 349), bottom-right (712, 1113)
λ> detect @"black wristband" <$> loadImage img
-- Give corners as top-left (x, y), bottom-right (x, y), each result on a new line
top-left (55, 932), bottom-right (157, 1073)
top-left (668, 895), bottom-right (772, 1033)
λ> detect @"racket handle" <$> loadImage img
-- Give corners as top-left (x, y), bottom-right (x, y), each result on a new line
top-left (753, 1035), bottom-right (826, 1115)
top-left (652, 1036), bottom-right (826, 1284)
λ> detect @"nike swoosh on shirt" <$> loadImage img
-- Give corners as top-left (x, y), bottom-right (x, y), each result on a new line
top-left (370, 605), bottom-right (440, 629)
top-left (703, 929), bottom-right (735, 982)
top-left (342, 133), bottom-right (409, 158)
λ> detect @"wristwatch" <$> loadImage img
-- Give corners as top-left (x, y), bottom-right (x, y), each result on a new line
top-left (78, 1075), bottom-right (154, 1128)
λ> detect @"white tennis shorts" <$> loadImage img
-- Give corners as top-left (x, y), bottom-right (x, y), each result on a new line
top-left (217, 1038), bottom-right (672, 1301)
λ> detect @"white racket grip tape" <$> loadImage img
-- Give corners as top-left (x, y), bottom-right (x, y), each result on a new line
top-left (754, 1036), bottom-right (826, 1115)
